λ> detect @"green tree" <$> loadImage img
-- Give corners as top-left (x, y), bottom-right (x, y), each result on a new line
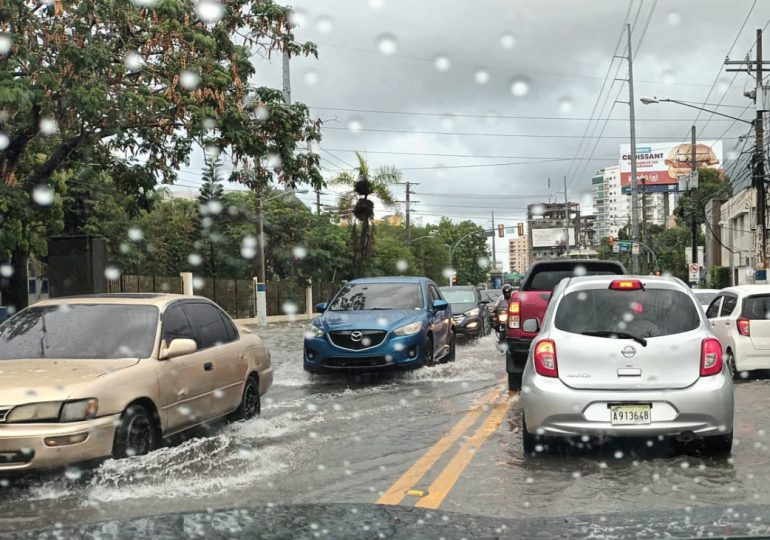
top-left (435, 218), bottom-right (491, 285)
top-left (197, 157), bottom-right (225, 277)
top-left (331, 152), bottom-right (400, 277)
top-left (674, 168), bottom-right (732, 228)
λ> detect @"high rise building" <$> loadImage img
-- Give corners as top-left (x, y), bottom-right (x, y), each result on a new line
top-left (593, 166), bottom-right (631, 239)
top-left (527, 202), bottom-right (581, 262)
top-left (508, 235), bottom-right (530, 274)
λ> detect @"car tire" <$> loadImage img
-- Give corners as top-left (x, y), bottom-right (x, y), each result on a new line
top-left (421, 335), bottom-right (434, 367)
top-left (112, 404), bottom-right (159, 459)
top-left (725, 349), bottom-right (737, 380)
top-left (231, 376), bottom-right (261, 421)
top-left (508, 371), bottom-right (522, 391)
top-left (445, 332), bottom-right (456, 363)
top-left (703, 432), bottom-right (733, 456)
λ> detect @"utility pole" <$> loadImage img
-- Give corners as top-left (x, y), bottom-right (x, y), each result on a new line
top-left (405, 181), bottom-right (411, 244)
top-left (256, 186), bottom-right (267, 327)
top-left (282, 47), bottom-right (292, 105)
top-left (491, 210), bottom-right (498, 269)
top-left (641, 177), bottom-right (647, 272)
top-left (563, 176), bottom-right (570, 257)
top-left (690, 125), bottom-right (699, 266)
top-left (626, 23), bottom-right (641, 274)
top-left (315, 190), bottom-right (321, 214)
top-left (756, 28), bottom-right (767, 270)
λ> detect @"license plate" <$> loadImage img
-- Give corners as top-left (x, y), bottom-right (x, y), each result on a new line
top-left (610, 404), bottom-right (651, 425)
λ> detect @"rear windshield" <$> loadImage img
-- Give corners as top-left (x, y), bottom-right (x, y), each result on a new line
top-left (555, 288), bottom-right (700, 338)
top-left (441, 289), bottom-right (477, 304)
top-left (742, 295), bottom-right (770, 320)
top-left (527, 268), bottom-right (622, 292)
top-left (329, 283), bottom-right (424, 311)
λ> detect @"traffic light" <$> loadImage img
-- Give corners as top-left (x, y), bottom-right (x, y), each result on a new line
top-left (607, 235), bottom-right (616, 245)
top-left (497, 224), bottom-right (505, 237)
top-left (517, 222), bottom-right (524, 236)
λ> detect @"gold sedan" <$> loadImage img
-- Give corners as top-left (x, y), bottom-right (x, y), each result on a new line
top-left (0, 294), bottom-right (273, 472)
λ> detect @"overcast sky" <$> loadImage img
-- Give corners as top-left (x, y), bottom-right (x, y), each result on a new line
top-left (175, 0), bottom-right (770, 268)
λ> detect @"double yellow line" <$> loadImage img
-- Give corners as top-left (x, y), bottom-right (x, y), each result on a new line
top-left (377, 377), bottom-right (513, 509)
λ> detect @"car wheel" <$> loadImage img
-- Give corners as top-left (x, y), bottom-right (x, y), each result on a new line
top-left (112, 404), bottom-right (158, 459)
top-left (421, 335), bottom-right (434, 367)
top-left (231, 376), bottom-right (261, 421)
top-left (725, 349), bottom-right (737, 380)
top-left (508, 371), bottom-right (522, 391)
top-left (703, 432), bottom-right (733, 456)
top-left (444, 332), bottom-right (456, 363)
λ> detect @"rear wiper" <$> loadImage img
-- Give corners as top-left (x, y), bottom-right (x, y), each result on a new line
top-left (581, 330), bottom-right (647, 347)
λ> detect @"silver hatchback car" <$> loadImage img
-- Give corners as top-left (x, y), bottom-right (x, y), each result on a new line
top-left (521, 276), bottom-right (734, 455)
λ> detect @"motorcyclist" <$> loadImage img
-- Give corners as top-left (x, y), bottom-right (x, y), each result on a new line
top-left (494, 284), bottom-right (513, 311)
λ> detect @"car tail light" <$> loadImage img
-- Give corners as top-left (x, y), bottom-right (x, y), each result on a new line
top-left (737, 317), bottom-right (751, 336)
top-left (508, 300), bottom-right (520, 329)
top-left (700, 338), bottom-right (723, 377)
top-left (609, 279), bottom-right (643, 291)
top-left (534, 339), bottom-right (558, 377)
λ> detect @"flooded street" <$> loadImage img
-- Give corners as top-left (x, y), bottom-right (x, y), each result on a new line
top-left (2, 323), bottom-right (770, 532)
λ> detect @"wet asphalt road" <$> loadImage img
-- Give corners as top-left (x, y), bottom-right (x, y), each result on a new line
top-left (2, 323), bottom-right (770, 533)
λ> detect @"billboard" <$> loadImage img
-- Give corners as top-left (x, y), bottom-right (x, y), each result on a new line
top-left (619, 140), bottom-right (723, 191)
top-left (531, 227), bottom-right (576, 248)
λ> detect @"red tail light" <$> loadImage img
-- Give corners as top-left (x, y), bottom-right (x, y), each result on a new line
top-left (508, 300), bottom-right (520, 329)
top-left (534, 339), bottom-right (558, 377)
top-left (737, 317), bottom-right (751, 336)
top-left (700, 338), bottom-right (723, 377)
top-left (609, 279), bottom-right (643, 291)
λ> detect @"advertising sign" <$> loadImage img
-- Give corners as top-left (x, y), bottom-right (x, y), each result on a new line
top-left (619, 140), bottom-right (723, 193)
top-left (531, 228), bottom-right (576, 248)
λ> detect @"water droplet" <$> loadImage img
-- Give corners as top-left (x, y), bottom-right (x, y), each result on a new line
top-left (558, 97), bottom-right (574, 113)
top-left (396, 259), bottom-right (408, 272)
top-left (440, 116), bottom-right (454, 130)
top-left (195, 0), bottom-right (225, 23)
top-left (193, 276), bottom-right (205, 289)
top-left (292, 246), bottom-right (308, 259)
top-left (124, 51), bottom-right (144, 72)
top-left (289, 8), bottom-right (307, 27)
top-left (178, 405), bottom-right (191, 416)
top-left (474, 69), bottom-right (490, 84)
top-left (132, 0), bottom-right (159, 5)
top-left (180, 70), bottom-right (200, 90)
top-left (316, 16), bottom-right (333, 34)
top-left (369, 0), bottom-right (384, 8)
top-left (500, 33), bottom-right (515, 49)
top-left (442, 267), bottom-right (455, 279)
top-left (510, 76), bottom-right (531, 97)
top-left (0, 132), bottom-right (8, 150)
top-left (64, 467), bottom-right (82, 480)
top-left (188, 253), bottom-right (203, 266)
top-left (662, 69), bottom-right (676, 86)
top-left (128, 227), bottom-right (144, 242)
top-left (376, 317), bottom-right (389, 326)
top-left (531, 203), bottom-right (545, 216)
top-left (282, 301), bottom-right (298, 315)
top-left (0, 33), bottom-right (11, 55)
top-left (104, 266), bottom-right (121, 280)
top-left (571, 471), bottom-right (582, 479)
top-left (716, 78), bottom-right (730, 94)
top-left (32, 185), bottom-right (54, 206)
top-left (207, 200), bottom-right (223, 215)
top-left (666, 11), bottom-right (681, 26)
top-left (433, 55), bottom-right (451, 71)
top-left (39, 117), bottom-right (58, 136)
top-left (347, 117), bottom-right (363, 133)
top-left (376, 34), bottom-right (398, 55)
top-left (477, 256), bottom-right (489, 268)
top-left (0, 264), bottom-right (13, 278)
top-left (306, 403), bottom-right (318, 412)
top-left (614, 450), bottom-right (624, 459)
top-left (577, 291), bottom-right (588, 301)
top-left (573, 265), bottom-right (586, 276)
top-left (303, 69), bottom-right (319, 86)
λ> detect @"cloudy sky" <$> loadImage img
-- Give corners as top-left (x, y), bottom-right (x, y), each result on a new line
top-left (175, 0), bottom-right (770, 268)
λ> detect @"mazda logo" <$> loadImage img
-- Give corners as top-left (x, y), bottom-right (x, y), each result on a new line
top-left (350, 331), bottom-right (363, 342)
top-left (621, 345), bottom-right (637, 358)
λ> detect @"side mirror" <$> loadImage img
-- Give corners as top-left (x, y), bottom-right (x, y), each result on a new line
top-left (160, 338), bottom-right (197, 360)
top-left (522, 318), bottom-right (540, 333)
top-left (315, 302), bottom-right (328, 313)
top-left (432, 299), bottom-right (448, 312)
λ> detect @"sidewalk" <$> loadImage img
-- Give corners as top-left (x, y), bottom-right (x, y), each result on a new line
top-left (233, 313), bottom-right (315, 326)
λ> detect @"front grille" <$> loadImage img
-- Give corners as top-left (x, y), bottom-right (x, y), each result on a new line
top-left (0, 407), bottom-right (10, 423)
top-left (452, 314), bottom-right (465, 323)
top-left (326, 356), bottom-right (390, 368)
top-left (329, 330), bottom-right (387, 350)
top-left (0, 450), bottom-right (34, 465)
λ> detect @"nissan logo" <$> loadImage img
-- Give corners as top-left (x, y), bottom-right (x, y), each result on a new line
top-left (621, 345), bottom-right (637, 358)
top-left (350, 331), bottom-right (363, 342)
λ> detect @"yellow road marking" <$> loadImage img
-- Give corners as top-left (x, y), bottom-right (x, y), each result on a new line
top-left (376, 378), bottom-right (505, 506)
top-left (415, 394), bottom-right (513, 509)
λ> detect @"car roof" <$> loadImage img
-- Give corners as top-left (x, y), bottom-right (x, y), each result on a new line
top-left (721, 285), bottom-right (770, 295)
top-left (439, 285), bottom-right (476, 290)
top-left (32, 293), bottom-right (206, 308)
top-left (348, 276), bottom-right (428, 285)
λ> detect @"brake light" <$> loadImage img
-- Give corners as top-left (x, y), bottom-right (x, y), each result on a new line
top-left (700, 338), bottom-right (723, 377)
top-left (508, 300), bottom-right (520, 329)
top-left (737, 317), bottom-right (751, 336)
top-left (609, 279), bottom-right (643, 291)
top-left (534, 339), bottom-right (558, 377)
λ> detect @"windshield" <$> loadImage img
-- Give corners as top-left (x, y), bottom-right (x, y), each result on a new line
top-left (555, 288), bottom-right (701, 338)
top-left (441, 289), bottom-right (477, 304)
top-left (742, 295), bottom-right (770, 319)
top-left (328, 283), bottom-right (424, 311)
top-left (0, 304), bottom-right (158, 359)
top-left (527, 268), bottom-right (622, 291)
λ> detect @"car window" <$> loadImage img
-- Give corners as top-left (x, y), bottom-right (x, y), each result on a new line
top-left (162, 303), bottom-right (196, 344)
top-left (220, 310), bottom-right (239, 342)
top-left (741, 294), bottom-right (770, 320)
top-left (183, 302), bottom-right (230, 349)
top-left (706, 296), bottom-right (723, 319)
top-left (527, 269), bottom-right (621, 291)
top-left (721, 295), bottom-right (738, 317)
top-left (441, 289), bottom-right (477, 303)
top-left (555, 288), bottom-right (701, 338)
top-left (428, 285), bottom-right (439, 305)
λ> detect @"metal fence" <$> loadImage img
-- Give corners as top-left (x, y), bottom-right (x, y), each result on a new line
top-left (107, 274), bottom-right (183, 295)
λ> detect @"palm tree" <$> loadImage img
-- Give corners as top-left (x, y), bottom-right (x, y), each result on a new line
top-left (331, 152), bottom-right (401, 277)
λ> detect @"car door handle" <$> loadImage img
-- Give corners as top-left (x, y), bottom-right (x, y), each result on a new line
top-left (203, 362), bottom-right (214, 371)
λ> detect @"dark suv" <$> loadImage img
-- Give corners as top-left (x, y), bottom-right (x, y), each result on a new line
top-left (440, 286), bottom-right (491, 339)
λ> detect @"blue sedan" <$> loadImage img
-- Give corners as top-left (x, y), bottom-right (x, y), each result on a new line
top-left (303, 277), bottom-right (455, 372)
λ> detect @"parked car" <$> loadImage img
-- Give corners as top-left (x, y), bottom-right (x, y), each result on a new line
top-left (521, 276), bottom-right (734, 455)
top-left (0, 293), bottom-right (273, 473)
top-left (693, 288), bottom-right (720, 311)
top-left (304, 277), bottom-right (454, 372)
top-left (440, 285), bottom-right (491, 339)
top-left (505, 259), bottom-right (627, 390)
top-left (705, 285), bottom-right (770, 377)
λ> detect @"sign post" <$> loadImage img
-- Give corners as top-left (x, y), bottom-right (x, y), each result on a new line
top-left (688, 263), bottom-right (700, 284)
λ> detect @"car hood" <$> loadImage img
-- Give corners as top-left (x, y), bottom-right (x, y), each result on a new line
top-left (449, 302), bottom-right (479, 315)
top-left (317, 310), bottom-right (423, 332)
top-left (0, 359), bottom-right (140, 404)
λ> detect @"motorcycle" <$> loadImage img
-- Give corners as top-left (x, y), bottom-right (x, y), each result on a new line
top-left (495, 308), bottom-right (508, 342)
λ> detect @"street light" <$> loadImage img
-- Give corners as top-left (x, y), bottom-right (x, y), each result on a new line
top-left (640, 97), bottom-right (753, 124)
top-left (256, 188), bottom-right (310, 328)
top-left (410, 233), bottom-right (435, 244)
top-left (445, 230), bottom-right (484, 286)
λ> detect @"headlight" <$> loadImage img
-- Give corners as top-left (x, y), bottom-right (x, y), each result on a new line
top-left (465, 308), bottom-right (480, 317)
top-left (394, 321), bottom-right (423, 336)
top-left (60, 399), bottom-right (99, 422)
top-left (306, 324), bottom-right (325, 338)
top-left (6, 402), bottom-right (62, 423)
